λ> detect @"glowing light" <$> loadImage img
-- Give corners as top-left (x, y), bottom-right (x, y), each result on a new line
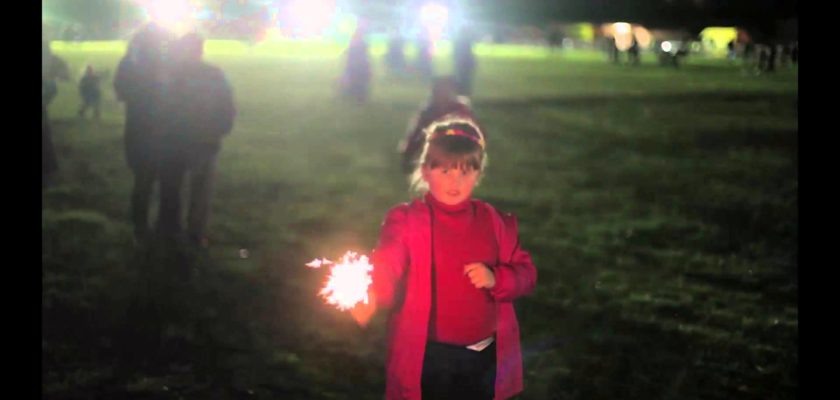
top-left (334, 12), bottom-right (358, 39)
top-left (700, 27), bottom-right (738, 49)
top-left (263, 27), bottom-right (283, 41)
top-left (613, 22), bottom-right (631, 36)
top-left (661, 41), bottom-right (673, 53)
top-left (566, 23), bottom-right (595, 42)
top-left (420, 2), bottom-right (449, 41)
top-left (700, 26), bottom-right (739, 57)
top-left (632, 26), bottom-right (652, 48)
top-left (144, 0), bottom-right (196, 35)
top-left (307, 251), bottom-right (373, 311)
top-left (609, 22), bottom-right (633, 51)
top-left (286, 0), bottom-right (336, 37)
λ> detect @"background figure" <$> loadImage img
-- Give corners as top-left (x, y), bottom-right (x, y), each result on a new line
top-left (741, 41), bottom-right (756, 73)
top-left (608, 36), bottom-right (620, 64)
top-left (157, 33), bottom-right (236, 249)
top-left (727, 39), bottom-right (737, 60)
top-left (757, 44), bottom-right (769, 73)
top-left (548, 29), bottom-right (564, 52)
top-left (779, 44), bottom-right (791, 69)
top-left (43, 40), bottom-right (69, 104)
top-left (78, 65), bottom-right (106, 119)
top-left (339, 26), bottom-right (371, 102)
top-left (766, 43), bottom-right (778, 72)
top-left (114, 23), bottom-right (169, 241)
top-left (43, 40), bottom-right (70, 88)
top-left (42, 41), bottom-right (68, 187)
top-left (399, 76), bottom-right (475, 173)
top-left (453, 27), bottom-right (477, 96)
top-left (43, 103), bottom-right (58, 188)
top-left (415, 31), bottom-right (434, 80)
top-left (628, 36), bottom-right (641, 66)
top-left (385, 32), bottom-right (407, 77)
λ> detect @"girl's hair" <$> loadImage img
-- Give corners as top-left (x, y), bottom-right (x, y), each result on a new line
top-left (409, 115), bottom-right (487, 194)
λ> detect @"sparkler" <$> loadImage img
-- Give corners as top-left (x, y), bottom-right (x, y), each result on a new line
top-left (306, 251), bottom-right (373, 311)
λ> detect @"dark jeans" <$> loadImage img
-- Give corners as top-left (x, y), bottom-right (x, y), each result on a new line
top-left (421, 341), bottom-right (496, 400)
top-left (78, 94), bottom-right (101, 118)
top-left (123, 106), bottom-right (168, 239)
top-left (130, 163), bottom-right (157, 239)
top-left (157, 143), bottom-right (218, 242)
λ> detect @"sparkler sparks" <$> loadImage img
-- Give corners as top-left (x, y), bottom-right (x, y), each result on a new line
top-left (306, 251), bottom-right (373, 311)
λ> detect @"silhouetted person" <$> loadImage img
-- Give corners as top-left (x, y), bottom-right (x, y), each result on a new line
top-left (78, 65), bottom-right (105, 119)
top-left (157, 33), bottom-right (236, 249)
top-left (628, 36), bottom-right (640, 66)
top-left (416, 31), bottom-right (434, 80)
top-left (548, 29), bottom-right (564, 52)
top-left (608, 36), bottom-right (620, 64)
top-left (743, 42), bottom-right (755, 60)
top-left (727, 39), bottom-right (736, 60)
top-left (114, 23), bottom-right (169, 241)
top-left (670, 40), bottom-right (690, 68)
top-left (742, 42), bottom-right (756, 73)
top-left (453, 27), bottom-right (477, 96)
top-left (767, 43), bottom-right (778, 72)
top-left (385, 33), bottom-right (407, 77)
top-left (42, 41), bottom-right (68, 187)
top-left (757, 44), bottom-right (769, 72)
top-left (340, 26), bottom-right (371, 102)
top-left (780, 44), bottom-right (791, 68)
top-left (399, 76), bottom-right (475, 173)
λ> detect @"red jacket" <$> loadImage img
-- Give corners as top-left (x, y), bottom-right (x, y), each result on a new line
top-left (372, 197), bottom-right (537, 400)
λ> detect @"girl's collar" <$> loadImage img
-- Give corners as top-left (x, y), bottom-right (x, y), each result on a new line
top-left (424, 192), bottom-right (471, 213)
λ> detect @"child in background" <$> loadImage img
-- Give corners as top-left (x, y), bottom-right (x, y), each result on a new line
top-left (78, 65), bottom-right (107, 119)
top-left (398, 76), bottom-right (474, 174)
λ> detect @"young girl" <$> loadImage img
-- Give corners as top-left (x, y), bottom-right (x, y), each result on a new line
top-left (352, 112), bottom-right (537, 400)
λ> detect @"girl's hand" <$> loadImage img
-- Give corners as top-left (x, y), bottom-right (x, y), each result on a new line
top-left (350, 292), bottom-right (377, 328)
top-left (464, 263), bottom-right (496, 289)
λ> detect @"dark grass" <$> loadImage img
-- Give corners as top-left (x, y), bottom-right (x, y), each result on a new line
top-left (43, 45), bottom-right (797, 399)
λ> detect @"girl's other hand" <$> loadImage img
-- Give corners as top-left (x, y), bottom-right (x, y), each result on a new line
top-left (464, 262), bottom-right (496, 289)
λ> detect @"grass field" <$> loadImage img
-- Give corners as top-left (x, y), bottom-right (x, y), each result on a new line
top-left (43, 41), bottom-right (798, 399)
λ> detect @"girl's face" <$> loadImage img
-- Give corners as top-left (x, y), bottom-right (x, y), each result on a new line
top-left (422, 165), bottom-right (480, 205)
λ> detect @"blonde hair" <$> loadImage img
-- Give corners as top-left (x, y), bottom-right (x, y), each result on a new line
top-left (409, 135), bottom-right (487, 195)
